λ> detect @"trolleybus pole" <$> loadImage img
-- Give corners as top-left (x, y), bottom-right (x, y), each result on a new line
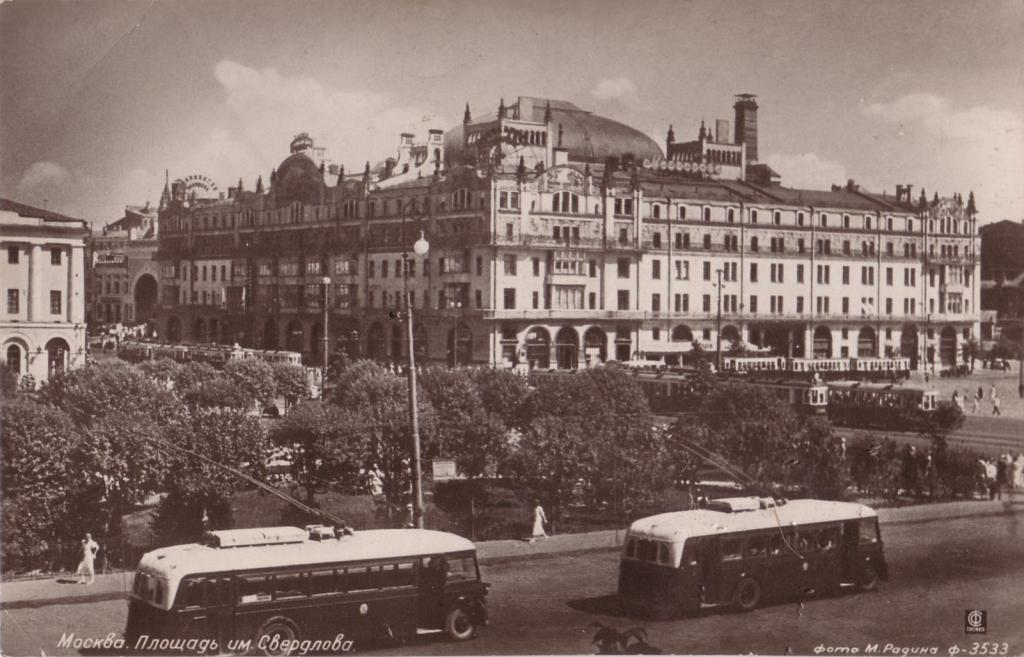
top-left (404, 232), bottom-right (430, 528)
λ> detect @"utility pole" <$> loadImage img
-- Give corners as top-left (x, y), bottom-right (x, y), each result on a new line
top-left (321, 277), bottom-right (330, 398)
top-left (716, 268), bottom-right (723, 372)
top-left (403, 233), bottom-right (430, 528)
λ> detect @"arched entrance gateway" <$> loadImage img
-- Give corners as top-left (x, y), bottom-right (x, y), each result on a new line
top-left (900, 325), bottom-right (919, 369)
top-left (583, 327), bottom-right (607, 366)
top-left (940, 326), bottom-right (957, 367)
top-left (447, 323), bottom-right (472, 367)
top-left (133, 274), bottom-right (158, 323)
top-left (367, 323), bottom-right (386, 361)
top-left (813, 326), bottom-right (832, 358)
top-left (524, 327), bottom-right (551, 369)
top-left (555, 327), bottom-right (579, 370)
top-left (671, 325), bottom-right (693, 342)
top-left (166, 316), bottom-right (181, 343)
top-left (46, 338), bottom-right (70, 378)
top-left (857, 327), bottom-right (877, 358)
top-left (720, 325), bottom-right (740, 350)
top-left (5, 342), bottom-right (24, 377)
top-left (285, 320), bottom-right (304, 353)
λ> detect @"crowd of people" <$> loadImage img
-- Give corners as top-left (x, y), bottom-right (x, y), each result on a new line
top-left (951, 384), bottom-right (1003, 416)
top-left (980, 453), bottom-right (1024, 500)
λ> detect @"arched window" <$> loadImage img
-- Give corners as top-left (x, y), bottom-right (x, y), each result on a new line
top-left (453, 189), bottom-right (471, 210)
top-left (907, 219), bottom-right (914, 232)
top-left (6, 344), bottom-right (22, 376)
top-left (553, 191), bottom-right (580, 214)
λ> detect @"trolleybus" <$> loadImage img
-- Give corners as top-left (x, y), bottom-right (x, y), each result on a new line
top-left (618, 497), bottom-right (887, 618)
top-left (125, 525), bottom-right (488, 655)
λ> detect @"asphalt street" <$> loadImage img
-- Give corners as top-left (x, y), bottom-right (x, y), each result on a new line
top-left (3, 513), bottom-right (1023, 656)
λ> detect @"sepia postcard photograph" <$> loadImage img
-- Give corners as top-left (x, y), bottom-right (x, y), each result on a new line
top-left (1, 0), bottom-right (1022, 655)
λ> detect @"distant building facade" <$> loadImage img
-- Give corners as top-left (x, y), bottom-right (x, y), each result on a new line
top-left (979, 219), bottom-right (1024, 344)
top-left (89, 201), bottom-right (160, 326)
top-left (1, 198), bottom-right (89, 384)
top-left (152, 95), bottom-right (981, 371)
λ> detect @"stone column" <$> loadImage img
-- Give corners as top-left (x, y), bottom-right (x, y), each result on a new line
top-left (28, 245), bottom-right (43, 321)
top-left (69, 245), bottom-right (85, 323)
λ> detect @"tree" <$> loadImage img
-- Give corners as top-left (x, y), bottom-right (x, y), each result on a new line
top-left (1, 365), bottom-right (18, 399)
top-left (1, 398), bottom-right (79, 569)
top-left (270, 401), bottom-right (366, 504)
top-left (181, 375), bottom-right (253, 410)
top-left (137, 358), bottom-right (182, 389)
top-left (156, 407), bottom-right (268, 543)
top-left (272, 362), bottom-right (310, 406)
top-left (172, 361), bottom-right (219, 395)
top-left (470, 367), bottom-right (531, 431)
top-left (224, 359), bottom-right (277, 407)
top-left (37, 360), bottom-right (181, 427)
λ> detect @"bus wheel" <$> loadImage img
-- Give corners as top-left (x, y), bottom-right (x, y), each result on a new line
top-left (856, 563), bottom-right (879, 591)
top-left (255, 618), bottom-right (298, 656)
top-left (733, 577), bottom-right (762, 612)
top-left (445, 608), bottom-right (477, 641)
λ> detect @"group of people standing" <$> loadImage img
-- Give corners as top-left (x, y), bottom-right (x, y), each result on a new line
top-left (952, 384), bottom-right (1002, 416)
top-left (981, 453), bottom-right (1024, 500)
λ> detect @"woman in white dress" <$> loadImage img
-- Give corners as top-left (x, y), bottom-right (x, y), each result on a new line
top-left (530, 500), bottom-right (548, 542)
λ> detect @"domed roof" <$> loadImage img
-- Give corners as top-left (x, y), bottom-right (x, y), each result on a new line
top-left (445, 97), bottom-right (663, 165)
top-left (273, 152), bottom-right (324, 208)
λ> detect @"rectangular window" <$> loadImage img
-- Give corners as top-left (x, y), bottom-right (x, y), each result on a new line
top-left (617, 258), bottom-right (630, 278)
top-left (503, 288), bottom-right (516, 309)
top-left (703, 261), bottom-right (711, 281)
top-left (589, 260), bottom-right (597, 277)
top-left (588, 292), bottom-right (596, 309)
top-left (652, 260), bottom-right (661, 279)
top-left (886, 298), bottom-right (893, 314)
top-left (7, 246), bottom-right (19, 264)
top-left (797, 264), bottom-right (804, 283)
top-left (703, 294), bottom-right (711, 312)
top-left (50, 290), bottom-right (62, 315)
top-left (382, 260), bottom-right (389, 278)
top-left (475, 289), bottom-right (482, 308)
top-left (703, 234), bottom-right (712, 250)
top-left (675, 260), bottom-right (688, 280)
top-left (796, 296), bottom-right (804, 313)
top-left (886, 267), bottom-right (893, 286)
top-left (503, 255), bottom-right (517, 276)
top-left (842, 266), bottom-right (850, 285)
top-left (651, 293), bottom-right (661, 312)
top-left (7, 289), bottom-right (19, 314)
top-left (750, 263), bottom-right (758, 282)
top-left (619, 228), bottom-right (628, 244)
top-left (617, 290), bottom-right (630, 310)
top-left (652, 232), bottom-right (662, 248)
top-left (749, 295), bottom-right (757, 313)
top-left (797, 238), bottom-right (805, 254)
top-left (750, 236), bottom-right (759, 252)
top-left (51, 248), bottom-right (62, 265)
top-left (532, 291), bottom-right (539, 309)
top-left (842, 297), bottom-right (849, 314)
top-left (533, 258), bottom-right (541, 276)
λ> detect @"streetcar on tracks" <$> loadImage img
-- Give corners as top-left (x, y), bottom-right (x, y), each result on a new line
top-left (125, 525), bottom-right (488, 655)
top-left (617, 497), bottom-right (887, 618)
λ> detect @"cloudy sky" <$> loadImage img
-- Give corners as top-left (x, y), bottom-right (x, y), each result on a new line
top-left (1, 0), bottom-right (1021, 225)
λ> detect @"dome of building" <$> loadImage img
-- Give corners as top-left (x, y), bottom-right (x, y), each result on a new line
top-left (445, 97), bottom-right (663, 165)
top-left (273, 152), bottom-right (324, 208)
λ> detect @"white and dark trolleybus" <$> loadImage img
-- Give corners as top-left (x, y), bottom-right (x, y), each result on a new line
top-left (618, 497), bottom-right (887, 618)
top-left (125, 525), bottom-right (488, 655)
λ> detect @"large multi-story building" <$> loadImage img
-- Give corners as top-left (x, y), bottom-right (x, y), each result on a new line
top-left (2, 198), bottom-right (89, 385)
top-left (88, 200), bottom-right (161, 327)
top-left (153, 95), bottom-right (980, 371)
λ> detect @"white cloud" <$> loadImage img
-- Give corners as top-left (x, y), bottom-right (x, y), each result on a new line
top-left (16, 161), bottom-right (74, 196)
top-left (765, 152), bottom-right (848, 191)
top-left (863, 93), bottom-right (1024, 221)
top-left (590, 77), bottom-right (638, 103)
top-left (211, 60), bottom-right (440, 175)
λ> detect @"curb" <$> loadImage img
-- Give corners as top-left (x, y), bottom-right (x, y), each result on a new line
top-left (4, 501), bottom-right (1022, 610)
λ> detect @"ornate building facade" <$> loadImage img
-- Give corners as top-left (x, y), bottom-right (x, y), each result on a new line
top-left (2, 198), bottom-right (89, 384)
top-left (153, 95), bottom-right (981, 371)
top-left (89, 201), bottom-right (161, 327)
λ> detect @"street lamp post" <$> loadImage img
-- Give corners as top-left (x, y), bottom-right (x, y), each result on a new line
top-left (715, 268), bottom-right (724, 372)
top-left (321, 277), bottom-right (331, 398)
top-left (404, 232), bottom-right (430, 528)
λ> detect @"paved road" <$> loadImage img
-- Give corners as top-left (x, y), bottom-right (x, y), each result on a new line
top-left (3, 514), bottom-right (1023, 656)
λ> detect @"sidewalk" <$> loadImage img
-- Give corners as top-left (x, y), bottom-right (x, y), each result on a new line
top-left (3, 498), bottom-right (1021, 610)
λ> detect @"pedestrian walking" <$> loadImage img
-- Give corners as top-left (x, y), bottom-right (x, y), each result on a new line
top-left (952, 390), bottom-right (961, 410)
top-left (972, 389), bottom-right (981, 414)
top-left (75, 533), bottom-right (99, 584)
top-left (530, 499), bottom-right (548, 543)
top-left (992, 393), bottom-right (1001, 416)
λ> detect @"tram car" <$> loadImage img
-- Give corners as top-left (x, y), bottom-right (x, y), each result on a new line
top-left (825, 381), bottom-right (939, 431)
top-left (630, 371), bottom-right (827, 415)
top-left (118, 340), bottom-right (302, 368)
top-left (721, 356), bottom-right (911, 381)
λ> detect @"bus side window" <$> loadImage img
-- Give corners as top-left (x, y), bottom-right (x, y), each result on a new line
top-left (796, 531), bottom-right (814, 552)
top-left (817, 528), bottom-right (838, 551)
top-left (310, 568), bottom-right (338, 596)
top-left (380, 561), bottom-right (416, 588)
top-left (273, 572), bottom-right (306, 599)
top-left (447, 556), bottom-right (476, 580)
top-left (680, 541), bottom-right (699, 568)
top-left (176, 577), bottom-right (205, 608)
top-left (346, 566), bottom-right (379, 592)
top-left (625, 538), bottom-right (636, 559)
top-left (747, 536), bottom-right (767, 558)
top-left (859, 518), bottom-right (879, 544)
top-left (722, 539), bottom-right (743, 561)
top-left (238, 575), bottom-right (271, 604)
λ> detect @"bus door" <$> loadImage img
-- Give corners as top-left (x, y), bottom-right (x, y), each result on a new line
top-left (768, 530), bottom-right (804, 599)
top-left (697, 537), bottom-right (721, 605)
top-left (678, 539), bottom-right (704, 612)
top-left (841, 521), bottom-right (859, 582)
top-left (206, 576), bottom-right (234, 649)
top-left (417, 556), bottom-right (447, 629)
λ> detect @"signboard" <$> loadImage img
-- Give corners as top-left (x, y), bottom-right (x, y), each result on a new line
top-left (432, 459), bottom-right (458, 481)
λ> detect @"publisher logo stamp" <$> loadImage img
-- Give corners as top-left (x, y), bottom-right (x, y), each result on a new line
top-left (965, 609), bottom-right (986, 634)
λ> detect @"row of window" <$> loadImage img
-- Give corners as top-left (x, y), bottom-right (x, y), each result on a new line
top-left (5, 289), bottom-right (61, 314)
top-left (6, 246), bottom-right (65, 265)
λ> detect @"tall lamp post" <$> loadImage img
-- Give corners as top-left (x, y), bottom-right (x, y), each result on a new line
top-left (321, 277), bottom-right (331, 398)
top-left (403, 232), bottom-right (430, 528)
